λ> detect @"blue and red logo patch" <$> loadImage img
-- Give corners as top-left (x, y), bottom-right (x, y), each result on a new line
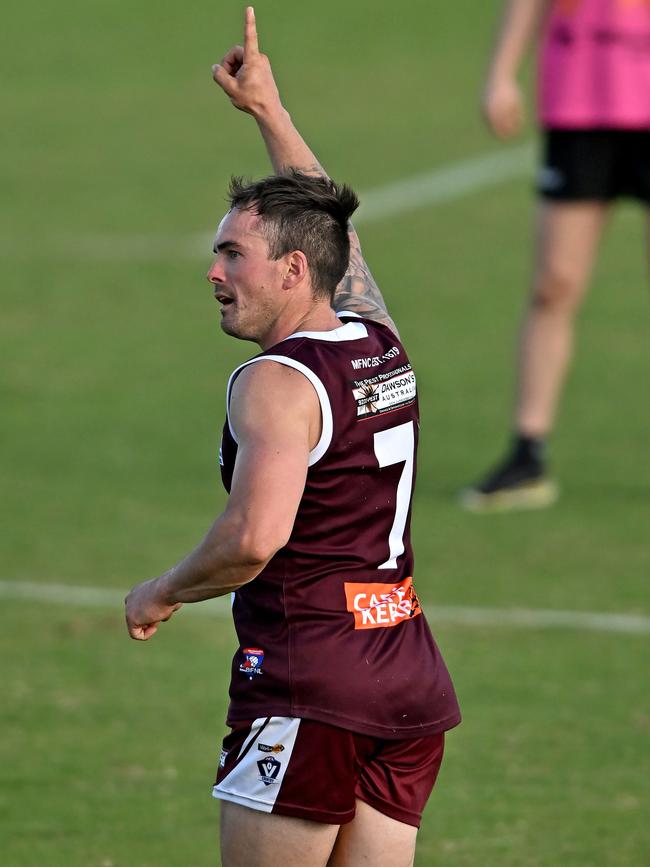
top-left (239, 647), bottom-right (264, 678)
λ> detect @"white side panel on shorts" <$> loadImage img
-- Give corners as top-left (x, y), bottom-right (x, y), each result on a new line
top-left (212, 717), bottom-right (302, 814)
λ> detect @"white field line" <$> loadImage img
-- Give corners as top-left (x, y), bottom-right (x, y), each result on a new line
top-left (2, 579), bottom-right (648, 636)
top-left (10, 144), bottom-right (533, 262)
top-left (0, 580), bottom-right (231, 618)
top-left (354, 143), bottom-right (534, 224)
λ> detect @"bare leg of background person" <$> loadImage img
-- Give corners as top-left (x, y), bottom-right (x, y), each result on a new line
top-left (515, 200), bottom-right (611, 436)
top-left (327, 800), bottom-right (417, 867)
top-left (220, 801), bottom-right (339, 867)
top-left (461, 200), bottom-right (611, 511)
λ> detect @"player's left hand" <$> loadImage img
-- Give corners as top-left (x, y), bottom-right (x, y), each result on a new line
top-left (212, 6), bottom-right (282, 118)
top-left (125, 577), bottom-right (182, 641)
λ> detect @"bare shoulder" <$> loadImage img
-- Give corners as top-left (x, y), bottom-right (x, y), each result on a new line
top-left (230, 360), bottom-right (321, 441)
top-left (233, 359), bottom-right (318, 400)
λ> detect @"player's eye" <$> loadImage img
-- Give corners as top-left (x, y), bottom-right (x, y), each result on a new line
top-left (227, 250), bottom-right (241, 260)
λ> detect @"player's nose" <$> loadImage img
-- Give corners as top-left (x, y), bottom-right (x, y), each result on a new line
top-left (207, 259), bottom-right (225, 285)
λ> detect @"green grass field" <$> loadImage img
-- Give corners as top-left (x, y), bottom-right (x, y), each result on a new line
top-left (2, 1), bottom-right (649, 865)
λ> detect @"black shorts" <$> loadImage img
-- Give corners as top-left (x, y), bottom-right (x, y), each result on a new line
top-left (537, 129), bottom-right (650, 203)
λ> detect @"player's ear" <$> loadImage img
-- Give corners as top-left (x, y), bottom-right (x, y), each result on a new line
top-left (282, 250), bottom-right (308, 290)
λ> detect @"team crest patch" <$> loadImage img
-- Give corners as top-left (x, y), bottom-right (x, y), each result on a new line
top-left (352, 364), bottom-right (416, 419)
top-left (344, 577), bottom-right (422, 630)
top-left (257, 756), bottom-right (281, 786)
top-left (239, 647), bottom-right (264, 678)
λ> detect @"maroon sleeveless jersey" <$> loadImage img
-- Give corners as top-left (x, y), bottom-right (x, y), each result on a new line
top-left (219, 315), bottom-right (461, 739)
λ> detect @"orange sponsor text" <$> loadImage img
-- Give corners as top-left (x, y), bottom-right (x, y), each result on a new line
top-left (344, 577), bottom-right (422, 630)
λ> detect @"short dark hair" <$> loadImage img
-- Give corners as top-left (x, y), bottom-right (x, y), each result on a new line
top-left (228, 170), bottom-right (360, 301)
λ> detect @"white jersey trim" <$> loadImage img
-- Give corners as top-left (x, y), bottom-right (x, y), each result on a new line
top-left (284, 319), bottom-right (368, 342)
top-left (226, 356), bottom-right (333, 467)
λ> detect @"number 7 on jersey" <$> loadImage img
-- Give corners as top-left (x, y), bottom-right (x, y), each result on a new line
top-left (373, 421), bottom-right (415, 570)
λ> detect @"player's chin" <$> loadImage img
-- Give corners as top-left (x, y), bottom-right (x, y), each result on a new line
top-left (219, 316), bottom-right (256, 342)
top-left (219, 314), bottom-right (239, 337)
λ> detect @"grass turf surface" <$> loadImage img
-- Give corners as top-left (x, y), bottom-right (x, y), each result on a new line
top-left (2, 0), bottom-right (649, 864)
top-left (3, 602), bottom-right (647, 866)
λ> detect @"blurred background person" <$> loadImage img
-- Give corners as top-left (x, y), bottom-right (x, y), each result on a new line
top-left (462, 0), bottom-right (650, 512)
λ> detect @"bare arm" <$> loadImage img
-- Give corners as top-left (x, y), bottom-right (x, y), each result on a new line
top-left (213, 6), bottom-right (398, 335)
top-left (482, 0), bottom-right (551, 138)
top-left (125, 362), bottom-right (317, 640)
top-left (333, 233), bottom-right (398, 334)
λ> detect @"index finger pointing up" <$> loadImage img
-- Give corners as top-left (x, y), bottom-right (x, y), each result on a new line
top-left (244, 6), bottom-right (259, 57)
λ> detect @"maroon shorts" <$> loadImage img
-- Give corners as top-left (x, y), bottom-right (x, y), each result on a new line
top-left (212, 716), bottom-right (445, 828)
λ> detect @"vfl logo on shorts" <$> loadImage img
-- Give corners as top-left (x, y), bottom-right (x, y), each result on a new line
top-left (257, 756), bottom-right (281, 786)
top-left (344, 577), bottom-right (422, 630)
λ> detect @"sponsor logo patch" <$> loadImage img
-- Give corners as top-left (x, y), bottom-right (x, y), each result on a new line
top-left (257, 756), bottom-right (281, 786)
top-left (344, 577), bottom-right (422, 630)
top-left (257, 742), bottom-right (285, 754)
top-left (239, 647), bottom-right (265, 678)
top-left (219, 748), bottom-right (228, 769)
top-left (352, 364), bottom-right (416, 418)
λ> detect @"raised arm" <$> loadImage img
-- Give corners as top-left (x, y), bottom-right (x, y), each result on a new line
top-left (482, 0), bottom-right (551, 139)
top-left (213, 7), bottom-right (398, 335)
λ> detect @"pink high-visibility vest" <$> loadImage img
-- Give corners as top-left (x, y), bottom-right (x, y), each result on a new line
top-left (539, 0), bottom-right (650, 128)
